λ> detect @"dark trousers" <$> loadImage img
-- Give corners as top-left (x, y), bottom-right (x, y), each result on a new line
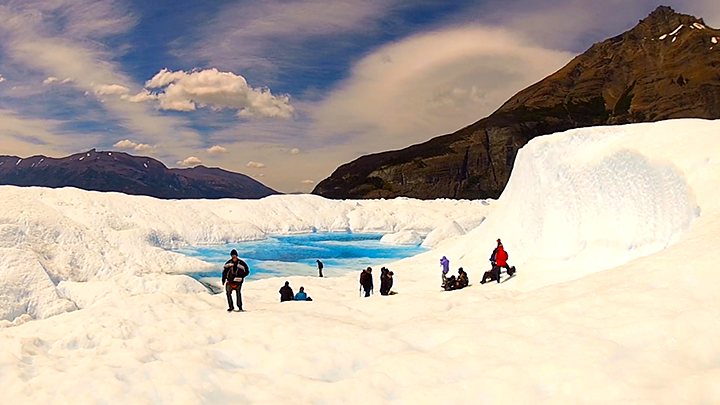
top-left (364, 288), bottom-right (372, 297)
top-left (226, 281), bottom-right (243, 310)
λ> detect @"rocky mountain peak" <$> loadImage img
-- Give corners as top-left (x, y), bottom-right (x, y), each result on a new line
top-left (313, 7), bottom-right (720, 200)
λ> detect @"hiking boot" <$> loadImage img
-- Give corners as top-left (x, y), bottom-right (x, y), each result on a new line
top-left (227, 308), bottom-right (233, 312)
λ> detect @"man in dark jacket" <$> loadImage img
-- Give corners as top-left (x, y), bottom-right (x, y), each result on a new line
top-left (359, 267), bottom-right (374, 297)
top-left (222, 249), bottom-right (249, 311)
top-left (279, 281), bottom-right (294, 302)
top-left (317, 259), bottom-right (324, 277)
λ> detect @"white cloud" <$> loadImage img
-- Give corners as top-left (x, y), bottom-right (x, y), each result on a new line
top-left (290, 148), bottom-right (300, 155)
top-left (142, 68), bottom-right (294, 118)
top-left (301, 179), bottom-right (314, 184)
top-left (0, 75), bottom-right (6, 83)
top-left (188, 0), bottom-right (396, 73)
top-left (177, 156), bottom-right (202, 167)
top-left (207, 145), bottom-right (228, 154)
top-left (121, 89), bottom-right (158, 103)
top-left (247, 161), bottom-right (266, 169)
top-left (93, 84), bottom-right (130, 96)
top-left (43, 77), bottom-right (73, 85)
top-left (113, 139), bottom-right (153, 152)
top-left (311, 26), bottom-right (573, 152)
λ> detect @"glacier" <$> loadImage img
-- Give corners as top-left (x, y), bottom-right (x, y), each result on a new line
top-left (1, 119), bottom-right (720, 403)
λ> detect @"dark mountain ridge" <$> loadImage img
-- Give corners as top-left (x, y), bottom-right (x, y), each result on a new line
top-left (313, 6), bottom-right (720, 200)
top-left (0, 149), bottom-right (279, 199)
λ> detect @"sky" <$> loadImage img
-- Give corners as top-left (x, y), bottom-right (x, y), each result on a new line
top-left (0, 0), bottom-right (717, 193)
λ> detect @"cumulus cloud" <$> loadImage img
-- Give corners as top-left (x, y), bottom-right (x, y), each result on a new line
top-left (177, 156), bottom-right (202, 166)
top-left (93, 84), bottom-right (130, 96)
top-left (142, 68), bottom-right (294, 118)
top-left (289, 148), bottom-right (300, 155)
top-left (113, 139), bottom-right (153, 152)
top-left (301, 180), bottom-right (314, 184)
top-left (207, 145), bottom-right (228, 154)
top-left (247, 161), bottom-right (266, 168)
top-left (0, 75), bottom-right (5, 83)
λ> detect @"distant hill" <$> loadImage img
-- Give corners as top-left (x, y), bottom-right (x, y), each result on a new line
top-left (313, 6), bottom-right (720, 200)
top-left (0, 149), bottom-right (279, 199)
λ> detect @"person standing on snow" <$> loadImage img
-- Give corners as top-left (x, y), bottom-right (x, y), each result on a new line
top-left (317, 259), bottom-right (324, 278)
top-left (359, 267), bottom-right (374, 297)
top-left (222, 249), bottom-right (249, 311)
top-left (279, 281), bottom-right (294, 302)
top-left (440, 256), bottom-right (450, 289)
top-left (483, 239), bottom-right (515, 283)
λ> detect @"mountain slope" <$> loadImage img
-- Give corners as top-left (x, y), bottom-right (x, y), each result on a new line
top-left (0, 149), bottom-right (278, 199)
top-left (313, 6), bottom-right (720, 200)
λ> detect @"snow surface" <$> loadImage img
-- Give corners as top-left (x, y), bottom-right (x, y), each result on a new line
top-left (713, 37), bottom-right (718, 44)
top-left (380, 230), bottom-right (423, 245)
top-left (2, 119), bottom-right (720, 403)
top-left (669, 24), bottom-right (684, 36)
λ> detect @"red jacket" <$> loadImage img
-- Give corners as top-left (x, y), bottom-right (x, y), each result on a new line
top-left (496, 246), bottom-right (508, 266)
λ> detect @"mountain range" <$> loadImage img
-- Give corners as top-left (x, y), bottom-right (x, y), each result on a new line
top-left (0, 149), bottom-right (278, 199)
top-left (312, 6), bottom-right (720, 200)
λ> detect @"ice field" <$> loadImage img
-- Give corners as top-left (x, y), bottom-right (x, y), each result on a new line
top-left (1, 119), bottom-right (720, 403)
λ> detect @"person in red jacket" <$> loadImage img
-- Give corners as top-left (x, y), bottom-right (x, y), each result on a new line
top-left (482, 239), bottom-right (516, 283)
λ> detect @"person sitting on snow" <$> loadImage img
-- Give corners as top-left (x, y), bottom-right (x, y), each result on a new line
top-left (279, 281), bottom-right (294, 302)
top-left (456, 267), bottom-right (469, 289)
top-left (294, 286), bottom-right (312, 301)
top-left (380, 267), bottom-right (396, 295)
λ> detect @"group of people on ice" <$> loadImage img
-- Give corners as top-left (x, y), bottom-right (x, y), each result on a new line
top-left (359, 266), bottom-right (396, 297)
top-left (279, 281), bottom-right (313, 302)
top-left (441, 238), bottom-right (516, 290)
top-left (221, 238), bottom-right (516, 311)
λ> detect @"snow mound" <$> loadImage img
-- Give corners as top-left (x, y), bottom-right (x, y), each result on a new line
top-left (421, 220), bottom-right (468, 248)
top-left (436, 120), bottom-right (703, 291)
top-left (380, 230), bottom-right (423, 245)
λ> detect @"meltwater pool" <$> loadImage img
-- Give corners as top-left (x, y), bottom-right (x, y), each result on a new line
top-left (178, 232), bottom-right (427, 281)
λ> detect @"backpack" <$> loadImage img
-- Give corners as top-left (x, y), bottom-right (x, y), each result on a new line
top-left (230, 261), bottom-right (249, 280)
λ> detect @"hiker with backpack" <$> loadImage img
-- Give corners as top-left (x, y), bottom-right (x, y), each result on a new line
top-left (359, 267), bottom-right (374, 297)
top-left (222, 249), bottom-right (250, 311)
top-left (279, 281), bottom-right (294, 302)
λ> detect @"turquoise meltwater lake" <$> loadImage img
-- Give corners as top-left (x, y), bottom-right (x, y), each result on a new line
top-left (178, 232), bottom-right (427, 281)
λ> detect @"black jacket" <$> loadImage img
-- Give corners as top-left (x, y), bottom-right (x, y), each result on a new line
top-left (222, 258), bottom-right (249, 284)
top-left (279, 285), bottom-right (294, 302)
top-left (360, 271), bottom-right (374, 291)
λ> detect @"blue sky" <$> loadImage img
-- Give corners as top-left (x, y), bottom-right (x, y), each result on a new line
top-left (0, 0), bottom-right (716, 192)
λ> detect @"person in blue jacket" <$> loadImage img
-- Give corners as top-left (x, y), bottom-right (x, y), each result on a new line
top-left (294, 286), bottom-right (312, 301)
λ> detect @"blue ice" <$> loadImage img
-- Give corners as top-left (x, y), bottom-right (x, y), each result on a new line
top-left (178, 232), bottom-right (427, 281)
